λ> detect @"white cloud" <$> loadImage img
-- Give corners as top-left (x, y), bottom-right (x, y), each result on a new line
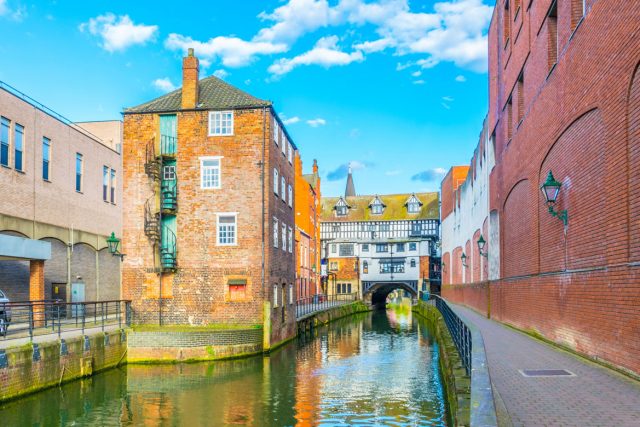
top-left (455, 74), bottom-right (466, 82)
top-left (349, 160), bottom-right (367, 170)
top-left (411, 70), bottom-right (422, 77)
top-left (165, 33), bottom-right (287, 68)
top-left (256, 0), bottom-right (341, 44)
top-left (80, 13), bottom-right (158, 52)
top-left (441, 102), bottom-right (451, 110)
top-left (307, 118), bottom-right (327, 127)
top-left (213, 69), bottom-right (229, 79)
top-left (152, 78), bottom-right (176, 93)
top-left (442, 96), bottom-right (454, 102)
top-left (268, 35), bottom-right (363, 76)
top-left (353, 38), bottom-right (393, 53)
top-left (0, 1), bottom-right (8, 16)
top-left (283, 116), bottom-right (301, 125)
top-left (413, 79), bottom-right (425, 85)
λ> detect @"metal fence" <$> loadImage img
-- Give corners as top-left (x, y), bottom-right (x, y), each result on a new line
top-left (0, 300), bottom-right (132, 342)
top-left (429, 294), bottom-right (472, 376)
top-left (296, 293), bottom-right (357, 319)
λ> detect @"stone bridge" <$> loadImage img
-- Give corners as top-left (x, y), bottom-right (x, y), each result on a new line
top-left (362, 280), bottom-right (418, 307)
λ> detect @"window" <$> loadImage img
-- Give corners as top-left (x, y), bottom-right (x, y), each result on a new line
top-left (103, 166), bottom-right (109, 201)
top-left (288, 184), bottom-right (293, 207)
top-left (330, 244), bottom-right (337, 254)
top-left (163, 165), bottom-right (176, 180)
top-left (273, 118), bottom-right (279, 145)
top-left (339, 244), bottom-right (354, 256)
top-left (380, 223), bottom-right (390, 232)
top-left (42, 137), bottom-right (50, 180)
top-left (547, 1), bottom-right (558, 72)
top-left (0, 117), bottom-right (9, 167)
top-left (273, 218), bottom-right (279, 248)
top-left (506, 96), bottom-right (513, 140)
top-left (281, 176), bottom-right (286, 202)
top-left (410, 259), bottom-right (417, 268)
top-left (14, 124), bottom-right (23, 171)
top-left (336, 206), bottom-right (348, 216)
top-left (201, 157), bottom-right (221, 189)
top-left (363, 261), bottom-right (369, 274)
top-left (217, 214), bottom-right (237, 245)
top-left (208, 111), bottom-right (233, 136)
top-left (362, 243), bottom-right (369, 252)
top-left (503, 0), bottom-right (510, 47)
top-left (75, 153), bottom-right (83, 192)
top-left (281, 136), bottom-right (286, 155)
top-left (571, 0), bottom-right (586, 30)
top-left (273, 284), bottom-right (278, 307)
top-left (287, 141), bottom-right (293, 163)
top-left (380, 259), bottom-right (405, 274)
top-left (274, 168), bottom-right (279, 195)
top-left (110, 169), bottom-right (116, 203)
top-left (517, 71), bottom-right (524, 124)
top-left (332, 224), bottom-right (341, 233)
top-left (282, 223), bottom-right (287, 251)
top-left (289, 284), bottom-right (293, 305)
top-left (229, 280), bottom-right (247, 302)
top-left (409, 242), bottom-right (417, 251)
top-left (329, 261), bottom-right (338, 271)
top-left (376, 244), bottom-right (388, 253)
top-left (408, 202), bottom-right (420, 213)
top-left (371, 203), bottom-right (383, 215)
top-left (288, 226), bottom-right (293, 253)
top-left (396, 243), bottom-right (405, 252)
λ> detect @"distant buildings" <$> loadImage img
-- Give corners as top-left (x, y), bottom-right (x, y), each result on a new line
top-left (320, 170), bottom-right (440, 305)
top-left (441, 0), bottom-right (640, 375)
top-left (122, 49), bottom-right (297, 346)
top-left (0, 81), bottom-right (122, 303)
top-left (294, 155), bottom-right (321, 300)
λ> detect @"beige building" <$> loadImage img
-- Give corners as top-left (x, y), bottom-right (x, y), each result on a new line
top-left (0, 81), bottom-right (122, 303)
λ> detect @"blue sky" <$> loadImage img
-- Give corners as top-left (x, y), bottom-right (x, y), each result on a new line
top-left (0, 0), bottom-right (493, 197)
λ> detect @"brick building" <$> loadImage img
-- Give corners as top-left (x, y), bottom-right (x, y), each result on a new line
top-left (294, 155), bottom-right (321, 300)
top-left (122, 49), bottom-right (297, 347)
top-left (441, 0), bottom-right (640, 375)
top-left (0, 81), bottom-right (122, 304)
top-left (320, 170), bottom-right (440, 305)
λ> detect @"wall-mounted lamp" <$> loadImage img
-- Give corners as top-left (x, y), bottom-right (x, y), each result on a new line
top-left (477, 234), bottom-right (488, 258)
top-left (461, 252), bottom-right (468, 268)
top-left (540, 171), bottom-right (568, 227)
top-left (106, 232), bottom-right (126, 261)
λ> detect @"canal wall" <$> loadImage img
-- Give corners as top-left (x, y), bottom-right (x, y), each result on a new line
top-left (413, 301), bottom-right (471, 427)
top-left (296, 301), bottom-right (372, 336)
top-left (0, 329), bottom-right (127, 402)
top-left (126, 326), bottom-right (264, 363)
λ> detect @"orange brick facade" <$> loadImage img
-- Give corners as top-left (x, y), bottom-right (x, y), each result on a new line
top-left (442, 0), bottom-right (640, 375)
top-left (122, 53), bottom-right (297, 345)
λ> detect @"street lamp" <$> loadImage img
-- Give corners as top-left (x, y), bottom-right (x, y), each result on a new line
top-left (106, 232), bottom-right (126, 260)
top-left (461, 252), bottom-right (468, 268)
top-left (540, 170), bottom-right (568, 226)
top-left (477, 234), bottom-right (488, 258)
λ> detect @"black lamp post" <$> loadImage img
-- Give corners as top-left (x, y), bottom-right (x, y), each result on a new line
top-left (461, 252), bottom-right (468, 268)
top-left (541, 171), bottom-right (568, 226)
top-left (106, 232), bottom-right (126, 260)
top-left (477, 234), bottom-right (488, 258)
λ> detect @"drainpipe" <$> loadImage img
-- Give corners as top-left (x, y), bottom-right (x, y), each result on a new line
top-left (261, 106), bottom-right (267, 298)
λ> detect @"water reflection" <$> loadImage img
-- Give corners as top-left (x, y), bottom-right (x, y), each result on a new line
top-left (0, 309), bottom-right (447, 426)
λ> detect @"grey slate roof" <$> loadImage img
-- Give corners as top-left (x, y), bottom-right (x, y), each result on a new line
top-left (124, 75), bottom-right (272, 113)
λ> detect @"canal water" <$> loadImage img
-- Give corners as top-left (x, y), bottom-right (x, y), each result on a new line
top-left (0, 308), bottom-right (447, 426)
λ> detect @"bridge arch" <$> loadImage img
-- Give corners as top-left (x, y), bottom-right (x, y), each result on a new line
top-left (364, 282), bottom-right (418, 307)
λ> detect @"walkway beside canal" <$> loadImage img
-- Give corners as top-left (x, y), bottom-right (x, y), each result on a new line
top-left (451, 304), bottom-right (640, 427)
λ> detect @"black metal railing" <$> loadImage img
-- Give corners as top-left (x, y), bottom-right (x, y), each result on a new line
top-left (144, 138), bottom-right (160, 180)
top-left (160, 226), bottom-right (177, 270)
top-left (144, 197), bottom-right (160, 242)
top-left (296, 293), bottom-right (356, 319)
top-left (430, 294), bottom-right (471, 376)
top-left (0, 300), bottom-right (132, 342)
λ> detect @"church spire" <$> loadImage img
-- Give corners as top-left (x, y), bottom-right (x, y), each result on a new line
top-left (345, 166), bottom-right (356, 197)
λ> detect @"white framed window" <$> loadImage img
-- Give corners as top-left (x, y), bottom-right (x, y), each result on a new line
top-left (281, 223), bottom-right (287, 251)
top-left (289, 284), bottom-right (293, 305)
top-left (273, 118), bottom-right (279, 145)
top-left (208, 111), bottom-right (234, 136)
top-left (288, 184), bottom-right (293, 207)
top-left (281, 136), bottom-right (286, 155)
top-left (273, 218), bottom-right (279, 248)
top-left (200, 157), bottom-right (222, 189)
top-left (216, 213), bottom-right (237, 246)
top-left (273, 168), bottom-right (279, 195)
top-left (287, 141), bottom-right (293, 164)
top-left (288, 226), bottom-right (293, 253)
top-left (281, 176), bottom-right (286, 202)
top-left (273, 284), bottom-right (278, 307)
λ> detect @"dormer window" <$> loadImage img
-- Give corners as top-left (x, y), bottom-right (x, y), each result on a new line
top-left (406, 194), bottom-right (423, 213)
top-left (335, 197), bottom-right (349, 217)
top-left (369, 196), bottom-right (386, 215)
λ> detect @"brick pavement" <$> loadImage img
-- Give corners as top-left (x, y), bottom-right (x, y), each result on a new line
top-left (452, 304), bottom-right (640, 427)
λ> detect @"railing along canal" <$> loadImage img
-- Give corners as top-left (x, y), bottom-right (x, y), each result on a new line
top-left (429, 295), bottom-right (471, 375)
top-left (296, 293), bottom-right (356, 319)
top-left (0, 300), bottom-right (132, 342)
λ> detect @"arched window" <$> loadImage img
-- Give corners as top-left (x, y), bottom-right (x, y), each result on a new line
top-left (363, 260), bottom-right (369, 274)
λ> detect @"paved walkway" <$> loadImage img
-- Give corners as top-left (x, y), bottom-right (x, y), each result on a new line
top-left (0, 324), bottom-right (122, 350)
top-left (451, 304), bottom-right (640, 427)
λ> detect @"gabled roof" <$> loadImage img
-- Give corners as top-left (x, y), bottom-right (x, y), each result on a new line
top-left (321, 192), bottom-right (439, 222)
top-left (124, 75), bottom-right (272, 114)
top-left (369, 195), bottom-right (386, 208)
top-left (405, 193), bottom-right (423, 206)
top-left (302, 173), bottom-right (319, 191)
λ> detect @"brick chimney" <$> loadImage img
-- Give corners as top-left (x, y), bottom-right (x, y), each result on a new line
top-left (313, 159), bottom-right (318, 174)
top-left (181, 48), bottom-right (199, 110)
